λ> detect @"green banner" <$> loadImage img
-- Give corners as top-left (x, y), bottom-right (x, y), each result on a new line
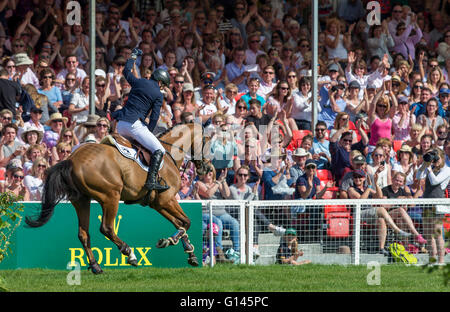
top-left (0, 202), bottom-right (202, 270)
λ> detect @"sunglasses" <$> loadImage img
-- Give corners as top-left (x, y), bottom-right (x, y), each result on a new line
top-left (315, 128), bottom-right (326, 132)
top-left (13, 174), bottom-right (24, 179)
top-left (43, 76), bottom-right (53, 79)
top-left (414, 85), bottom-right (423, 89)
top-left (97, 124), bottom-right (109, 128)
top-left (175, 81), bottom-right (184, 84)
top-left (63, 134), bottom-right (73, 138)
top-left (373, 154), bottom-right (384, 157)
top-left (377, 105), bottom-right (388, 108)
top-left (238, 173), bottom-right (248, 177)
top-left (264, 71), bottom-right (274, 74)
top-left (342, 139), bottom-right (352, 143)
top-left (287, 75), bottom-right (297, 78)
top-left (59, 150), bottom-right (71, 154)
top-left (96, 84), bottom-right (106, 87)
top-left (237, 106), bottom-right (247, 109)
top-left (38, 164), bottom-right (47, 168)
top-left (280, 87), bottom-right (289, 90)
top-left (2, 117), bottom-right (12, 120)
top-left (250, 40), bottom-right (259, 43)
top-left (306, 165), bottom-right (316, 170)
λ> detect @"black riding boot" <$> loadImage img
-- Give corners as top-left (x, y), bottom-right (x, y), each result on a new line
top-left (144, 150), bottom-right (169, 192)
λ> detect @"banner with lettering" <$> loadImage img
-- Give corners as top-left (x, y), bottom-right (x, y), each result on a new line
top-left (0, 202), bottom-right (202, 269)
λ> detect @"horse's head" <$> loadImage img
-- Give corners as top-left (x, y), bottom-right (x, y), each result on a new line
top-left (159, 122), bottom-right (211, 169)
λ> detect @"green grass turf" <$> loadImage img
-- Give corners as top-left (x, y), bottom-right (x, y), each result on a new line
top-left (1, 264), bottom-right (449, 292)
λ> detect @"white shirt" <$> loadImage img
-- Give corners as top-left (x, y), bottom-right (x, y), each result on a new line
top-left (326, 34), bottom-right (348, 60)
top-left (291, 91), bottom-right (317, 121)
top-left (257, 81), bottom-right (275, 99)
top-left (416, 165), bottom-right (450, 191)
top-left (21, 67), bottom-right (40, 89)
top-left (198, 100), bottom-right (217, 116)
top-left (24, 174), bottom-right (43, 201)
top-left (70, 91), bottom-right (98, 124)
top-left (56, 68), bottom-right (87, 82)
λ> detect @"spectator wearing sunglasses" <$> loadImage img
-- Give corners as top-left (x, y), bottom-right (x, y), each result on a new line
top-left (4, 167), bottom-right (30, 201)
top-left (23, 157), bottom-right (48, 201)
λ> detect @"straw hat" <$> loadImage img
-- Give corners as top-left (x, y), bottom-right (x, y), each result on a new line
top-left (390, 75), bottom-right (407, 93)
top-left (21, 125), bottom-right (44, 143)
top-left (292, 148), bottom-right (309, 157)
top-left (13, 53), bottom-right (33, 66)
top-left (396, 144), bottom-right (413, 160)
top-left (82, 114), bottom-right (100, 127)
top-left (45, 112), bottom-right (68, 126)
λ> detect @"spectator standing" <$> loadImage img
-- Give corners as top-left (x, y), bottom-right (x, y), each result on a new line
top-left (0, 69), bottom-right (21, 115)
top-left (416, 148), bottom-right (450, 265)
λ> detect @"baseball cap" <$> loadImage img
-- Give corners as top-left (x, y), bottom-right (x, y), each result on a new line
top-left (398, 95), bottom-right (409, 103)
top-left (352, 155), bottom-right (366, 164)
top-left (353, 169), bottom-right (366, 178)
top-left (439, 88), bottom-right (450, 95)
top-left (30, 106), bottom-right (43, 113)
top-left (348, 80), bottom-right (360, 89)
top-left (305, 159), bottom-right (317, 168)
top-left (328, 63), bottom-right (339, 72)
top-left (284, 228), bottom-right (297, 236)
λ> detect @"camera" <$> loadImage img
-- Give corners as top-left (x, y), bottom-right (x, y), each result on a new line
top-left (423, 150), bottom-right (439, 163)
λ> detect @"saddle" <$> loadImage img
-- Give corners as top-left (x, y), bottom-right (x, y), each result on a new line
top-left (100, 134), bottom-right (152, 169)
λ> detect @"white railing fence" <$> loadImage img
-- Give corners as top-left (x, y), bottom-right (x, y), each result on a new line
top-left (184, 199), bottom-right (450, 267)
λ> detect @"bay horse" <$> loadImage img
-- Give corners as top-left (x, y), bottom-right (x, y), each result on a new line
top-left (25, 122), bottom-right (207, 274)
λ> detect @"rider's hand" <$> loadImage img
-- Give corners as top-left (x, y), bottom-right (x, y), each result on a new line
top-left (131, 48), bottom-right (143, 59)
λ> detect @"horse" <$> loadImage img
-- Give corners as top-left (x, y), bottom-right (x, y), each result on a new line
top-left (25, 122), bottom-right (207, 274)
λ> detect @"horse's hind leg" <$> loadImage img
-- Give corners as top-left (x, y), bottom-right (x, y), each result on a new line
top-left (99, 196), bottom-right (138, 266)
top-left (73, 197), bottom-right (103, 274)
top-left (155, 198), bottom-right (198, 267)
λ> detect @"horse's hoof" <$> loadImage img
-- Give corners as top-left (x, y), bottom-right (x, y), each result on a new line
top-left (156, 238), bottom-right (170, 248)
top-left (188, 255), bottom-right (199, 267)
top-left (88, 263), bottom-right (103, 274)
top-left (127, 258), bottom-right (138, 267)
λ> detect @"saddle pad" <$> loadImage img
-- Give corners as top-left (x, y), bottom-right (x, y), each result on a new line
top-left (102, 135), bottom-right (149, 172)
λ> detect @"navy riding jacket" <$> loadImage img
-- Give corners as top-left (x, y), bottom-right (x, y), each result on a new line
top-left (111, 58), bottom-right (163, 132)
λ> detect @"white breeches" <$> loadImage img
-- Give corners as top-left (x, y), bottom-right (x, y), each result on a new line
top-left (116, 120), bottom-right (165, 154)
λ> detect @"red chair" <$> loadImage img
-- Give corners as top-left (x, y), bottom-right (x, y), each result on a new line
top-left (317, 169), bottom-right (333, 182)
top-left (286, 130), bottom-right (312, 151)
top-left (324, 205), bottom-right (351, 238)
top-left (393, 140), bottom-right (404, 153)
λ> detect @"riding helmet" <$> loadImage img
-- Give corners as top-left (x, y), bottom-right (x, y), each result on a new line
top-left (150, 68), bottom-right (170, 87)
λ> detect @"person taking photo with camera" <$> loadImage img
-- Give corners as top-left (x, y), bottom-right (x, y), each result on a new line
top-left (416, 148), bottom-right (450, 265)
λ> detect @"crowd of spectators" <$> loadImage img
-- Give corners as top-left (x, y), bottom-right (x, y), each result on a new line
top-left (0, 0), bottom-right (449, 260)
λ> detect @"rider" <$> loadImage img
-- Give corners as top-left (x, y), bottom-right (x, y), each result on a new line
top-left (112, 48), bottom-right (170, 193)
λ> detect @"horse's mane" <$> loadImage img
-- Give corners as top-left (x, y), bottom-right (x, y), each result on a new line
top-left (156, 123), bottom-right (188, 138)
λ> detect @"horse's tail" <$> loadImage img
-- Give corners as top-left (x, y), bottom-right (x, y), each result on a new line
top-left (25, 159), bottom-right (82, 228)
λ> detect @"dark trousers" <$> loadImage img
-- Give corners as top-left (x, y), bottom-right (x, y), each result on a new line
top-left (294, 119), bottom-right (312, 131)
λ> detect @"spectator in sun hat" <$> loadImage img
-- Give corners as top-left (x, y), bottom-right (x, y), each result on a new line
top-left (42, 112), bottom-right (68, 149)
top-left (13, 52), bottom-right (39, 89)
top-left (289, 147), bottom-right (310, 184)
top-left (20, 124), bottom-right (43, 148)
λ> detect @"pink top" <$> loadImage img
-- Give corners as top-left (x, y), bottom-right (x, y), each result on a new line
top-left (369, 117), bottom-right (392, 146)
top-left (392, 112), bottom-right (415, 141)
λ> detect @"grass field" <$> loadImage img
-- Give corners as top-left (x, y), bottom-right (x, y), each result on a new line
top-left (1, 264), bottom-right (449, 292)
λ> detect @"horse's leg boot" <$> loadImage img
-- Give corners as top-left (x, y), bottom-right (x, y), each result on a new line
top-left (144, 150), bottom-right (169, 193)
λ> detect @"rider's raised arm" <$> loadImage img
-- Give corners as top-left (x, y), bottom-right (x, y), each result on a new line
top-left (123, 58), bottom-right (139, 86)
